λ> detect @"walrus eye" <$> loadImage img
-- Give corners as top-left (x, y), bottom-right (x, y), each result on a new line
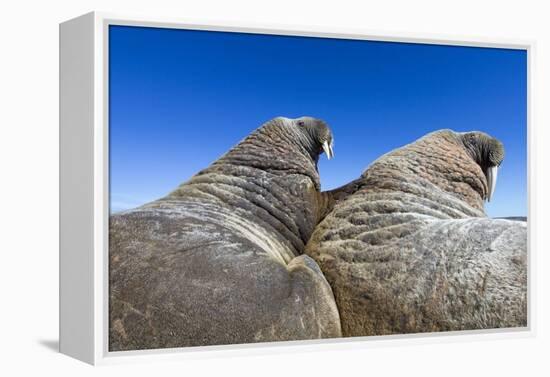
top-left (297, 120), bottom-right (305, 126)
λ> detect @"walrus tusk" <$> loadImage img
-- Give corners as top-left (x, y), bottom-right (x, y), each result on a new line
top-left (323, 141), bottom-right (334, 160)
top-left (486, 166), bottom-right (498, 202)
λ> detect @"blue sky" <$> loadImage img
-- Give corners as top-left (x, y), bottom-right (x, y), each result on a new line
top-left (109, 25), bottom-right (527, 217)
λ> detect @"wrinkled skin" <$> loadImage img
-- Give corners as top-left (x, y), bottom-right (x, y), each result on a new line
top-left (110, 117), bottom-right (341, 351)
top-left (305, 130), bottom-right (527, 337)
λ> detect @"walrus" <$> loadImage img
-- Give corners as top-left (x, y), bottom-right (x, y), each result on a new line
top-left (305, 129), bottom-right (527, 337)
top-left (109, 116), bottom-right (341, 351)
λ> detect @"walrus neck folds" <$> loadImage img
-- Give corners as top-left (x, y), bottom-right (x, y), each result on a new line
top-left (357, 131), bottom-right (490, 214)
top-left (164, 117), bottom-right (334, 257)
top-left (185, 117), bottom-right (323, 190)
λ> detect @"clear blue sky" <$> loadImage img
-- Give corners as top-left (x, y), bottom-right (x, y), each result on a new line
top-left (109, 25), bottom-right (527, 217)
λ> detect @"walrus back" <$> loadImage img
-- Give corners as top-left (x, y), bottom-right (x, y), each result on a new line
top-left (109, 118), bottom-right (341, 350)
top-left (305, 130), bottom-right (527, 337)
top-left (109, 194), bottom-right (341, 350)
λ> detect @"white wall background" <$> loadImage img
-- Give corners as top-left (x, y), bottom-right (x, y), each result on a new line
top-left (1, 0), bottom-right (548, 375)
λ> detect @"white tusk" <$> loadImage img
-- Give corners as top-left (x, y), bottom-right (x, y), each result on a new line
top-left (322, 141), bottom-right (334, 160)
top-left (486, 166), bottom-right (498, 202)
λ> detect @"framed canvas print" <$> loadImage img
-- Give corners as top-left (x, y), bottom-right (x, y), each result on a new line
top-left (59, 12), bottom-right (534, 365)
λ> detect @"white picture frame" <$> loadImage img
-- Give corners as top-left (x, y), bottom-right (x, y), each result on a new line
top-left (59, 11), bottom-right (535, 365)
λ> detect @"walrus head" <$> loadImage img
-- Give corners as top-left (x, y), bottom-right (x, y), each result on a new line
top-left (294, 116), bottom-right (334, 160)
top-left (459, 131), bottom-right (504, 202)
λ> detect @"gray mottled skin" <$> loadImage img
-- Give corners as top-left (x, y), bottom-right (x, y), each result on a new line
top-left (109, 117), bottom-right (341, 351)
top-left (305, 130), bottom-right (527, 337)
